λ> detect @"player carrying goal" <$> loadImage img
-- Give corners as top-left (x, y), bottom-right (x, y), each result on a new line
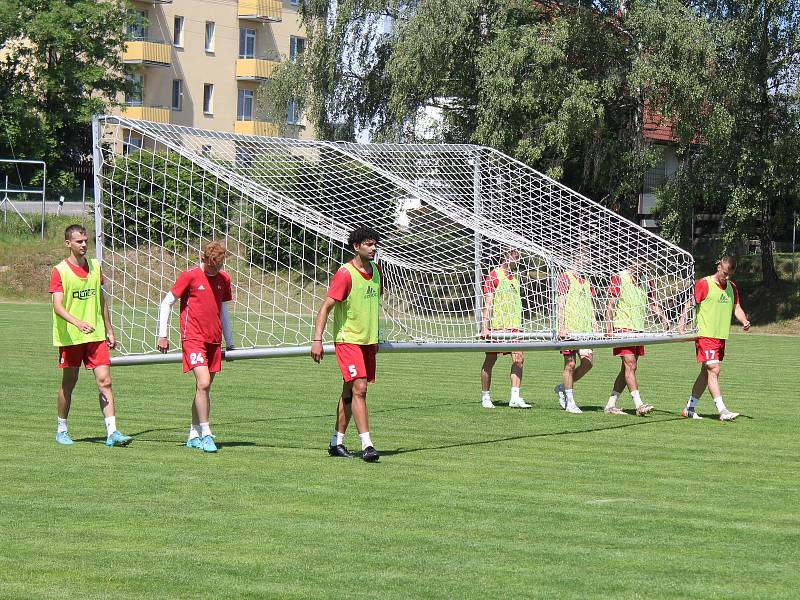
top-left (311, 227), bottom-right (382, 463)
top-left (479, 248), bottom-right (530, 409)
top-left (157, 241), bottom-right (235, 452)
top-left (678, 256), bottom-right (750, 421)
top-left (603, 259), bottom-right (670, 416)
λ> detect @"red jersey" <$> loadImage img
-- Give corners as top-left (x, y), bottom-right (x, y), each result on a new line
top-left (607, 274), bottom-right (656, 301)
top-left (327, 261), bottom-right (383, 301)
top-left (695, 278), bottom-right (739, 305)
top-left (482, 268), bottom-right (514, 294)
top-left (170, 266), bottom-right (232, 344)
top-left (49, 260), bottom-right (105, 293)
top-left (556, 272), bottom-right (595, 297)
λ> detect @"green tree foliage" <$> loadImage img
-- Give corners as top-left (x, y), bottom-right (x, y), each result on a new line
top-left (0, 0), bottom-right (133, 193)
top-left (632, 0), bottom-right (800, 284)
top-left (104, 151), bottom-right (229, 251)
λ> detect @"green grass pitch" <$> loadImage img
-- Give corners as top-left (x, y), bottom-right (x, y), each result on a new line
top-left (1, 303), bottom-right (798, 599)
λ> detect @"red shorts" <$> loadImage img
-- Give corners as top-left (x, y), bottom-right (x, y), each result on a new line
top-left (695, 337), bottom-right (725, 364)
top-left (335, 343), bottom-right (377, 383)
top-left (182, 341), bottom-right (222, 373)
top-left (58, 341), bottom-right (110, 369)
top-left (613, 346), bottom-right (645, 357)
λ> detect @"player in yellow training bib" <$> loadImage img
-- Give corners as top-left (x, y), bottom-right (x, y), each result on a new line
top-left (678, 256), bottom-right (750, 420)
top-left (49, 224), bottom-right (131, 447)
top-left (311, 227), bottom-right (382, 463)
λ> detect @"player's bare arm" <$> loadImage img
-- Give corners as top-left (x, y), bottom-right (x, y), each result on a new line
top-left (52, 290), bottom-right (94, 334)
top-left (100, 288), bottom-right (116, 349)
top-left (311, 296), bottom-right (338, 363)
top-left (604, 295), bottom-right (617, 336)
top-left (735, 303), bottom-right (751, 331)
top-left (557, 293), bottom-right (568, 339)
top-left (480, 291), bottom-right (494, 337)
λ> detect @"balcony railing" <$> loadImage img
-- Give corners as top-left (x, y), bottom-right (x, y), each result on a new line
top-left (235, 120), bottom-right (279, 137)
top-left (121, 106), bottom-right (171, 123)
top-left (123, 41), bottom-right (171, 67)
top-left (238, 0), bottom-right (282, 22)
top-left (235, 58), bottom-right (278, 80)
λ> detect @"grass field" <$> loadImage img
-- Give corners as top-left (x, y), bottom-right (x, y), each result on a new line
top-left (1, 303), bottom-right (798, 599)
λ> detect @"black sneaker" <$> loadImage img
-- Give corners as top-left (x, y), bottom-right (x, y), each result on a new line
top-left (327, 444), bottom-right (354, 458)
top-left (362, 446), bottom-right (380, 462)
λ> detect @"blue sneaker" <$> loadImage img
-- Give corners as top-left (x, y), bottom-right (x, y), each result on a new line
top-left (186, 437), bottom-right (203, 449)
top-left (200, 434), bottom-right (218, 453)
top-left (105, 431), bottom-right (132, 447)
top-left (55, 431), bottom-right (74, 445)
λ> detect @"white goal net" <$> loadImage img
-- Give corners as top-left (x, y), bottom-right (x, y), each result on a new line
top-left (91, 116), bottom-right (695, 364)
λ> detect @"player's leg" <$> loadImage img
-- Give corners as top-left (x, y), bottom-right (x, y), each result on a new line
top-left (56, 364), bottom-right (80, 444)
top-left (572, 351), bottom-right (593, 383)
top-left (562, 352), bottom-right (582, 413)
top-left (350, 377), bottom-right (378, 461)
top-left (480, 352), bottom-right (497, 408)
top-left (684, 358), bottom-right (708, 419)
top-left (706, 359), bottom-right (737, 420)
top-left (192, 365), bottom-right (217, 452)
top-left (605, 358), bottom-right (627, 414)
top-left (328, 380), bottom-right (354, 457)
top-left (623, 354), bottom-right (652, 416)
top-left (508, 352), bottom-right (530, 408)
top-left (93, 364), bottom-right (131, 446)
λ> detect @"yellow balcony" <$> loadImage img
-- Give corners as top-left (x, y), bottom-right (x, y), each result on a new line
top-left (235, 58), bottom-right (277, 80)
top-left (238, 0), bottom-right (282, 22)
top-left (235, 120), bottom-right (279, 137)
top-left (123, 41), bottom-right (171, 67)
top-left (121, 106), bottom-right (171, 123)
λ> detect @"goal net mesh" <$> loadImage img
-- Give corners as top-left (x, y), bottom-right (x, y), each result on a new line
top-left (92, 117), bottom-right (695, 358)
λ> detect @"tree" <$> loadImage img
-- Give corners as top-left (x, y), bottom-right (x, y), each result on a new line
top-left (631, 0), bottom-right (800, 284)
top-left (0, 0), bottom-right (133, 193)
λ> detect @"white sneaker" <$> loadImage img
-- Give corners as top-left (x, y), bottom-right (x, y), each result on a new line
top-left (481, 398), bottom-right (495, 409)
top-left (565, 400), bottom-right (582, 414)
top-left (682, 408), bottom-right (703, 419)
top-left (719, 408), bottom-right (739, 421)
top-left (509, 398), bottom-right (531, 409)
top-left (554, 384), bottom-right (566, 409)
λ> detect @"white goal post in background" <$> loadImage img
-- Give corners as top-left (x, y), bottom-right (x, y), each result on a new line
top-left (91, 116), bottom-right (696, 366)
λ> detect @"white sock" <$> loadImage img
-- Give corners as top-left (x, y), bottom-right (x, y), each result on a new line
top-left (481, 390), bottom-right (491, 401)
top-left (510, 387), bottom-right (520, 401)
top-left (631, 390), bottom-right (643, 409)
top-left (330, 431), bottom-right (345, 446)
top-left (713, 397), bottom-right (726, 412)
top-left (565, 389), bottom-right (574, 403)
top-left (199, 422), bottom-right (212, 437)
top-left (686, 396), bottom-right (698, 409)
top-left (606, 392), bottom-right (619, 408)
top-left (57, 417), bottom-right (68, 433)
top-left (358, 431), bottom-right (373, 450)
top-left (104, 416), bottom-right (117, 437)
top-left (188, 423), bottom-right (200, 440)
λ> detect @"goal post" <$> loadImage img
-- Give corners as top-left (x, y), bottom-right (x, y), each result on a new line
top-left (91, 116), bottom-right (696, 366)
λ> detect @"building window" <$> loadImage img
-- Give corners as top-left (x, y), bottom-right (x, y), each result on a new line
top-left (289, 36), bottom-right (306, 62)
top-left (239, 28), bottom-right (256, 58)
top-left (203, 83), bottom-right (214, 115)
top-left (125, 74), bottom-right (144, 106)
top-left (290, 0), bottom-right (298, 5)
top-left (127, 9), bottom-right (148, 41)
top-left (643, 161), bottom-right (666, 194)
top-left (237, 89), bottom-right (254, 121)
top-left (171, 80), bottom-right (183, 111)
top-left (287, 99), bottom-right (303, 125)
top-left (123, 136), bottom-right (143, 156)
top-left (205, 22), bottom-right (215, 52)
top-left (173, 16), bottom-right (184, 47)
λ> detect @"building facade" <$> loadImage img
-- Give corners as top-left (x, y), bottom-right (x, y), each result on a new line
top-left (119, 0), bottom-right (311, 139)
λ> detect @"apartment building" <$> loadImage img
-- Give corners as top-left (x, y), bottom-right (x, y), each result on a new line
top-left (119, 0), bottom-right (311, 139)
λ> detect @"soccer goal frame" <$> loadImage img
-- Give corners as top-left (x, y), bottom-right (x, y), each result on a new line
top-left (91, 116), bottom-right (696, 366)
